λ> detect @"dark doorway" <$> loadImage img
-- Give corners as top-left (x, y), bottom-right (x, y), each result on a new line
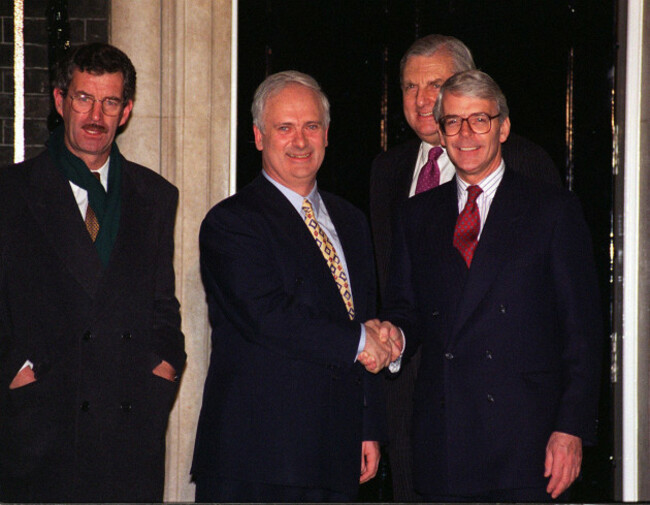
top-left (237, 1), bottom-right (615, 501)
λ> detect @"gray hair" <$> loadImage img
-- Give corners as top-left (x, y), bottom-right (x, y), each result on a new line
top-left (433, 70), bottom-right (509, 122)
top-left (251, 71), bottom-right (330, 131)
top-left (400, 34), bottom-right (476, 87)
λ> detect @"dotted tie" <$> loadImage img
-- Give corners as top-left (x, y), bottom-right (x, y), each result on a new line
top-left (415, 146), bottom-right (443, 194)
top-left (453, 185), bottom-right (483, 268)
top-left (85, 171), bottom-right (101, 242)
top-left (302, 199), bottom-right (355, 319)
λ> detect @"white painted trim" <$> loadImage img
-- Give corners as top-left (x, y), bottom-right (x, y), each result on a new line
top-left (229, 0), bottom-right (238, 196)
top-left (13, 0), bottom-right (24, 163)
top-left (623, 0), bottom-right (643, 500)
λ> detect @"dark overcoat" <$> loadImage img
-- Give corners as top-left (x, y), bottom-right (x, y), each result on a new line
top-left (0, 150), bottom-right (185, 502)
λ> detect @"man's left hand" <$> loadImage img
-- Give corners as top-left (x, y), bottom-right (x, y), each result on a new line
top-left (544, 431), bottom-right (582, 498)
top-left (359, 441), bottom-right (380, 484)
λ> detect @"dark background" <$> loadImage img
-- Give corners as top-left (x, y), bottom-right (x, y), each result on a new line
top-left (238, 0), bottom-right (616, 501)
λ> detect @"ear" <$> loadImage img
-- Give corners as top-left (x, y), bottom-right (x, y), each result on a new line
top-left (118, 100), bottom-right (134, 127)
top-left (53, 88), bottom-right (65, 116)
top-left (253, 125), bottom-right (264, 151)
top-left (324, 125), bottom-right (329, 147)
top-left (499, 116), bottom-right (511, 143)
top-left (439, 130), bottom-right (448, 148)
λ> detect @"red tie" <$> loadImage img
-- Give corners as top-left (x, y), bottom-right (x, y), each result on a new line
top-left (415, 146), bottom-right (443, 194)
top-left (453, 185), bottom-right (483, 267)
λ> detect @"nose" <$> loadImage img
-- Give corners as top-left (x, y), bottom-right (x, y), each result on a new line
top-left (293, 129), bottom-right (307, 148)
top-left (90, 99), bottom-right (103, 120)
top-left (459, 118), bottom-right (473, 136)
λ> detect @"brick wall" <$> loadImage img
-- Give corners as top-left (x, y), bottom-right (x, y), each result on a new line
top-left (0, 0), bottom-right (108, 167)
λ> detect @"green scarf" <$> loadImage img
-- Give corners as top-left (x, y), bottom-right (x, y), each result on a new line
top-left (47, 125), bottom-right (122, 267)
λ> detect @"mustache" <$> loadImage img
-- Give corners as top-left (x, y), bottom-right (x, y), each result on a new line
top-left (82, 123), bottom-right (107, 133)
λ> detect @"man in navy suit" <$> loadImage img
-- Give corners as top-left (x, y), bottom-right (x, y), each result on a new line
top-left (382, 70), bottom-right (601, 501)
top-left (369, 35), bottom-right (562, 501)
top-left (192, 71), bottom-right (403, 502)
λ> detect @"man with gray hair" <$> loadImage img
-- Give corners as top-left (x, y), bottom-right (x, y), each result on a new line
top-left (191, 70), bottom-right (402, 502)
top-left (381, 69), bottom-right (601, 501)
top-left (370, 34), bottom-right (561, 501)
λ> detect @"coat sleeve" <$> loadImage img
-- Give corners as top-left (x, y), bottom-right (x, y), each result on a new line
top-left (151, 188), bottom-right (186, 375)
top-left (549, 194), bottom-right (603, 444)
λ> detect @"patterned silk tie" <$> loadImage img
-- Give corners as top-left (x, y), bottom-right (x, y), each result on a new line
top-left (302, 199), bottom-right (355, 319)
top-left (453, 185), bottom-right (483, 268)
top-left (85, 171), bottom-right (101, 242)
top-left (415, 146), bottom-right (444, 194)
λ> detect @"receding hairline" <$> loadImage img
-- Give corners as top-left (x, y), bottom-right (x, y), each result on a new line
top-left (258, 82), bottom-right (328, 129)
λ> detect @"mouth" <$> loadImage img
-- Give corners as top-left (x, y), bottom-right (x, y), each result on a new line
top-left (287, 152), bottom-right (312, 160)
top-left (417, 111), bottom-right (434, 118)
top-left (457, 146), bottom-right (480, 152)
top-left (82, 124), bottom-right (107, 135)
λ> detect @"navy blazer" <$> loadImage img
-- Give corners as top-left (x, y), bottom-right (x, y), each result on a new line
top-left (192, 175), bottom-right (385, 497)
top-left (382, 169), bottom-right (602, 496)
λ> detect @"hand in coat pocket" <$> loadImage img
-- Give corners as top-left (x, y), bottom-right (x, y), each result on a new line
top-left (9, 365), bottom-right (36, 389)
top-left (152, 360), bottom-right (177, 382)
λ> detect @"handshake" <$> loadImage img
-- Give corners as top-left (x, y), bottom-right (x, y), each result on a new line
top-left (358, 319), bottom-right (404, 374)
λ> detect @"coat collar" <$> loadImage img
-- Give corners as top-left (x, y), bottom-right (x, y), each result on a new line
top-left (25, 151), bottom-right (151, 304)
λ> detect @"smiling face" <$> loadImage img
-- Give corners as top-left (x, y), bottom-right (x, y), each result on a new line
top-left (253, 83), bottom-right (329, 196)
top-left (54, 69), bottom-right (133, 171)
top-left (439, 92), bottom-right (510, 185)
top-left (402, 51), bottom-right (456, 146)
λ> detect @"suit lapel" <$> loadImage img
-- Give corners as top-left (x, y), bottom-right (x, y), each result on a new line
top-left (253, 177), bottom-right (349, 317)
top-left (451, 170), bottom-right (527, 338)
top-left (322, 191), bottom-right (368, 320)
top-left (397, 139), bottom-right (420, 200)
top-left (92, 161), bottom-right (153, 315)
top-left (25, 153), bottom-right (103, 298)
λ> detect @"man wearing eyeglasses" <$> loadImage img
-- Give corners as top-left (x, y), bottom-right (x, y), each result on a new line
top-left (0, 43), bottom-right (185, 502)
top-left (369, 34), bottom-right (562, 502)
top-left (381, 70), bottom-right (601, 501)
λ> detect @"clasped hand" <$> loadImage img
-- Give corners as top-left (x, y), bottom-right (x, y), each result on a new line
top-left (358, 319), bottom-right (403, 373)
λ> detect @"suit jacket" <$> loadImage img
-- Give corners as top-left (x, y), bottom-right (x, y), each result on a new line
top-left (382, 169), bottom-right (602, 495)
top-left (369, 134), bottom-right (561, 500)
top-left (192, 174), bottom-right (384, 498)
top-left (0, 150), bottom-right (185, 502)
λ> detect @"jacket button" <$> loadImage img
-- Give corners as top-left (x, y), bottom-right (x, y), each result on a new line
top-left (487, 393), bottom-right (495, 403)
top-left (432, 310), bottom-right (440, 317)
top-left (81, 401), bottom-right (90, 411)
top-left (444, 352), bottom-right (454, 360)
top-left (121, 331), bottom-right (132, 340)
top-left (82, 331), bottom-right (92, 341)
top-left (499, 304), bottom-right (507, 314)
top-left (120, 402), bottom-right (132, 412)
top-left (485, 350), bottom-right (492, 359)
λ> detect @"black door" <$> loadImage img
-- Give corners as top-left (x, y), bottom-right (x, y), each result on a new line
top-left (237, 1), bottom-right (615, 500)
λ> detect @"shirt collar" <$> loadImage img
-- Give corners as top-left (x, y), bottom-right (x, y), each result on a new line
top-left (262, 170), bottom-right (320, 216)
top-left (456, 159), bottom-right (505, 197)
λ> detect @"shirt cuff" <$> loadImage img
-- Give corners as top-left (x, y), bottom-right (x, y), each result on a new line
top-left (355, 323), bottom-right (366, 362)
top-left (387, 328), bottom-right (406, 373)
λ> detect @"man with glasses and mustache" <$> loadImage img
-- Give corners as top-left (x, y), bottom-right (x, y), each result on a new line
top-left (381, 70), bottom-right (601, 501)
top-left (0, 43), bottom-right (185, 502)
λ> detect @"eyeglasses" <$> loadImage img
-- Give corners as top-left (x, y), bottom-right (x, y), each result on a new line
top-left (66, 93), bottom-right (125, 116)
top-left (438, 113), bottom-right (500, 136)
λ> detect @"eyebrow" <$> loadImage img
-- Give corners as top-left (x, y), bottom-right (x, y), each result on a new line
top-left (74, 89), bottom-right (122, 101)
